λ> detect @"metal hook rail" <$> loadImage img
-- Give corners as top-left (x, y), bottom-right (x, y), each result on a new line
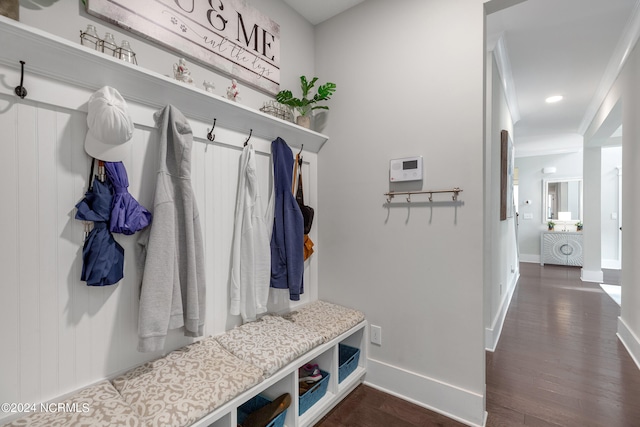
top-left (384, 187), bottom-right (463, 203)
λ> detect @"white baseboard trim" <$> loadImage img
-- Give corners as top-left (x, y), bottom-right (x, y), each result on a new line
top-left (485, 271), bottom-right (520, 352)
top-left (519, 254), bottom-right (540, 264)
top-left (581, 268), bottom-right (604, 283)
top-left (365, 358), bottom-right (485, 427)
top-left (618, 317), bottom-right (640, 371)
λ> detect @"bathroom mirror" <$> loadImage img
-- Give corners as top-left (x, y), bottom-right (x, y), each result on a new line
top-left (543, 178), bottom-right (583, 222)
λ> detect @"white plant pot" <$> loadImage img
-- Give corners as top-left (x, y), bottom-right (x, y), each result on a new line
top-left (296, 115), bottom-right (311, 129)
top-left (0, 0), bottom-right (19, 20)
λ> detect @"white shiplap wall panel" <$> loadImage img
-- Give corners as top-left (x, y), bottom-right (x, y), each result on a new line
top-left (17, 102), bottom-right (40, 401)
top-left (0, 94), bottom-right (19, 403)
top-left (0, 89), bottom-right (318, 415)
top-left (212, 141), bottom-right (242, 333)
top-left (36, 106), bottom-right (59, 398)
top-left (70, 110), bottom-right (93, 393)
top-left (54, 109), bottom-right (82, 398)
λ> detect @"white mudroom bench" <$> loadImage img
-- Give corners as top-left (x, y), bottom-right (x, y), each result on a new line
top-left (4, 301), bottom-right (366, 427)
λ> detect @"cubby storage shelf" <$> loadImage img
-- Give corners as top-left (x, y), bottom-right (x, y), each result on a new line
top-left (192, 321), bottom-right (367, 427)
top-left (0, 16), bottom-right (329, 153)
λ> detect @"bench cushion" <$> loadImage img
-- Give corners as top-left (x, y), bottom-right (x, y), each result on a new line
top-left (4, 380), bottom-right (141, 427)
top-left (283, 300), bottom-right (365, 342)
top-left (216, 315), bottom-right (324, 377)
top-left (111, 338), bottom-right (263, 427)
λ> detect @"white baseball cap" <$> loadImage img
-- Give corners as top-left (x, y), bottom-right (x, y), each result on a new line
top-left (84, 86), bottom-right (134, 161)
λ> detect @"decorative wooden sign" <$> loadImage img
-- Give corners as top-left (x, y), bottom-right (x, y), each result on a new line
top-left (87, 0), bottom-right (280, 94)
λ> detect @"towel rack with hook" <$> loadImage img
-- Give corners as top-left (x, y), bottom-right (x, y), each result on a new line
top-left (384, 187), bottom-right (463, 204)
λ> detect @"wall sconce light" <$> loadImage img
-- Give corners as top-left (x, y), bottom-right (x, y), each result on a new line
top-left (542, 167), bottom-right (557, 174)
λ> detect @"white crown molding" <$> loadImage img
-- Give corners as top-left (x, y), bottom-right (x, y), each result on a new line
top-left (492, 34), bottom-right (521, 124)
top-left (579, 0), bottom-right (640, 135)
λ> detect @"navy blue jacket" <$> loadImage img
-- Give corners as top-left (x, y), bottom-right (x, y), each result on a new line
top-left (270, 138), bottom-right (304, 300)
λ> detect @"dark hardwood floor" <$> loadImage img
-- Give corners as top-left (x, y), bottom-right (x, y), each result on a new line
top-left (316, 263), bottom-right (640, 426)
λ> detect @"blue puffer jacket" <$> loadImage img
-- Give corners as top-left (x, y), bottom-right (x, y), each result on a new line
top-left (270, 138), bottom-right (304, 300)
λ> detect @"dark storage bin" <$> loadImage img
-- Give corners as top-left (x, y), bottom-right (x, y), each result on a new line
top-left (298, 369), bottom-right (330, 415)
top-left (237, 395), bottom-right (287, 427)
top-left (338, 344), bottom-right (360, 383)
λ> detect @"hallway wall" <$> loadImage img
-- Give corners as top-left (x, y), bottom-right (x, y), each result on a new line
top-left (485, 52), bottom-right (518, 351)
top-left (315, 1), bottom-right (487, 425)
top-left (601, 146), bottom-right (622, 267)
top-left (619, 42), bottom-right (640, 369)
top-left (585, 36), bottom-right (640, 370)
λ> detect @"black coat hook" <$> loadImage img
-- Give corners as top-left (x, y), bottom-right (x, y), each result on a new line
top-left (14, 61), bottom-right (27, 99)
top-left (243, 129), bottom-right (253, 147)
top-left (297, 144), bottom-right (303, 166)
top-left (207, 118), bottom-right (216, 141)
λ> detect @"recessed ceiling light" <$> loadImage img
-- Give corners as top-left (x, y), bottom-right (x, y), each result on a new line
top-left (545, 95), bottom-right (563, 103)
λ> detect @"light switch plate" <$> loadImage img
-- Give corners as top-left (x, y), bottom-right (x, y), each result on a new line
top-left (370, 325), bottom-right (382, 346)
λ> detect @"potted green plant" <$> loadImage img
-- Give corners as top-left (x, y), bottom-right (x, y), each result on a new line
top-left (576, 221), bottom-right (583, 231)
top-left (547, 220), bottom-right (555, 231)
top-left (276, 76), bottom-right (336, 129)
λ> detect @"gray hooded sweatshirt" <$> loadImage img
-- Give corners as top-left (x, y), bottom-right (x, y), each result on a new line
top-left (137, 105), bottom-right (206, 352)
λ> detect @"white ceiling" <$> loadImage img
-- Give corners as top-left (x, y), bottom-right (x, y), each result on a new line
top-left (488, 0), bottom-right (640, 157)
top-left (287, 0), bottom-right (640, 157)
top-left (282, 0), bottom-right (366, 25)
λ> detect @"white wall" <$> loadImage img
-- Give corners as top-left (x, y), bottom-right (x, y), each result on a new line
top-left (619, 41), bottom-right (640, 370)
top-left (584, 36), bottom-right (640, 370)
top-left (314, 1), bottom-right (486, 425)
top-left (485, 53), bottom-right (518, 352)
top-left (582, 146), bottom-right (603, 281)
top-left (601, 146), bottom-right (622, 267)
top-left (0, 2), bottom-right (319, 420)
top-left (514, 151), bottom-right (583, 263)
top-left (18, 0), bottom-right (315, 111)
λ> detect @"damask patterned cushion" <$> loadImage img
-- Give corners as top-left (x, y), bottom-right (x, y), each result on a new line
top-left (215, 315), bottom-right (324, 377)
top-left (111, 338), bottom-right (263, 427)
top-left (4, 380), bottom-right (141, 427)
top-left (283, 300), bottom-right (365, 342)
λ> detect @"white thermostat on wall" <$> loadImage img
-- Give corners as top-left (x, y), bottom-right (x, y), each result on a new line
top-left (389, 156), bottom-right (423, 182)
